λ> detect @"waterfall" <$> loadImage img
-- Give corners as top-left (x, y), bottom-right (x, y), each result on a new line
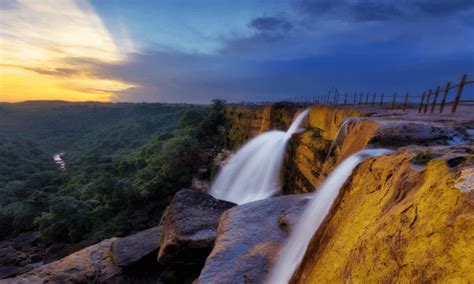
top-left (53, 152), bottom-right (66, 170)
top-left (209, 109), bottom-right (310, 205)
top-left (266, 148), bottom-right (393, 284)
top-left (324, 118), bottom-right (358, 162)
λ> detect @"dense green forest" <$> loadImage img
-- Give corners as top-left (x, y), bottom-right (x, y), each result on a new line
top-left (0, 101), bottom-right (226, 243)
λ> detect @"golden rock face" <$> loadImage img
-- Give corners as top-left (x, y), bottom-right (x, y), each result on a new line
top-left (294, 147), bottom-right (474, 282)
top-left (284, 106), bottom-right (366, 194)
top-left (226, 105), bottom-right (473, 282)
top-left (225, 103), bottom-right (301, 149)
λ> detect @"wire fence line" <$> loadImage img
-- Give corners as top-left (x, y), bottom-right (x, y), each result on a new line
top-left (238, 74), bottom-right (473, 114)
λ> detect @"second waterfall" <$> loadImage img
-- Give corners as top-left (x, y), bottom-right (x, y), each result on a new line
top-left (209, 109), bottom-right (310, 205)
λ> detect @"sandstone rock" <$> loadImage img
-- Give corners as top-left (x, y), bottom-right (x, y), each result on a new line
top-left (158, 188), bottom-right (235, 282)
top-left (456, 168), bottom-right (474, 193)
top-left (3, 238), bottom-right (123, 283)
top-left (42, 239), bottom-right (97, 264)
top-left (0, 237), bottom-right (97, 279)
top-left (226, 103), bottom-right (299, 149)
top-left (370, 121), bottom-right (461, 146)
top-left (3, 226), bottom-right (168, 283)
top-left (294, 145), bottom-right (474, 283)
top-left (197, 194), bottom-right (311, 284)
top-left (111, 225), bottom-right (160, 268)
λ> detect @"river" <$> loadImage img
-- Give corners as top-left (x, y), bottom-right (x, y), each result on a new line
top-left (53, 152), bottom-right (66, 170)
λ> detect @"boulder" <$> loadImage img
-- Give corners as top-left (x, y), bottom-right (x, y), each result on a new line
top-left (3, 238), bottom-right (122, 283)
top-left (197, 194), bottom-right (311, 284)
top-left (158, 188), bottom-right (235, 282)
top-left (42, 239), bottom-right (97, 264)
top-left (3, 226), bottom-right (167, 283)
top-left (110, 225), bottom-right (161, 275)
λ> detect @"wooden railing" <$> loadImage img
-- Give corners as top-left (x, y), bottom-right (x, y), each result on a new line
top-left (238, 74), bottom-right (473, 114)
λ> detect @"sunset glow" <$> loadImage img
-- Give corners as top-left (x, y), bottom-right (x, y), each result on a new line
top-left (1, 0), bottom-right (472, 103)
top-left (0, 0), bottom-right (134, 102)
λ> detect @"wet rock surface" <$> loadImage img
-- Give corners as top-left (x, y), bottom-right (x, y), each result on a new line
top-left (111, 226), bottom-right (160, 268)
top-left (370, 121), bottom-right (462, 147)
top-left (197, 194), bottom-right (311, 284)
top-left (157, 188), bottom-right (235, 282)
top-left (294, 145), bottom-right (474, 282)
top-left (284, 106), bottom-right (472, 195)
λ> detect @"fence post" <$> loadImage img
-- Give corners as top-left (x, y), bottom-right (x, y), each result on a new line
top-left (439, 81), bottom-right (451, 113)
top-left (418, 92), bottom-right (425, 113)
top-left (403, 91), bottom-right (409, 111)
top-left (335, 92), bottom-right (339, 105)
top-left (424, 89), bottom-right (432, 113)
top-left (371, 93), bottom-right (376, 106)
top-left (344, 93), bottom-right (348, 105)
top-left (364, 93), bottom-right (368, 105)
top-left (391, 93), bottom-right (397, 110)
top-left (353, 93), bottom-right (357, 105)
top-left (379, 93), bottom-right (384, 106)
top-left (430, 86), bottom-right (441, 113)
top-left (451, 74), bottom-right (467, 113)
top-left (358, 93), bottom-right (363, 105)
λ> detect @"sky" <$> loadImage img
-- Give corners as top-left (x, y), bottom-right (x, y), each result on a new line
top-left (0, 0), bottom-right (473, 103)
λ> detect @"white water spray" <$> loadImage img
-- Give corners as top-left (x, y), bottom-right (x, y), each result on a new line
top-left (325, 117), bottom-right (359, 162)
top-left (209, 109), bottom-right (310, 204)
top-left (266, 148), bottom-right (393, 284)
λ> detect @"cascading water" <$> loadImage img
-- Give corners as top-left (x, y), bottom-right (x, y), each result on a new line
top-left (266, 148), bottom-right (393, 284)
top-left (209, 109), bottom-right (310, 205)
top-left (324, 117), bottom-right (359, 162)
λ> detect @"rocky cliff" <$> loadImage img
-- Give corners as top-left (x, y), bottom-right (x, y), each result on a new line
top-left (224, 104), bottom-right (473, 282)
top-left (294, 145), bottom-right (474, 282)
top-left (226, 103), bottom-right (300, 149)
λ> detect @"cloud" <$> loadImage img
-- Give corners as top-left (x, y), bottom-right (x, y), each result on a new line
top-left (292, 0), bottom-right (474, 22)
top-left (23, 67), bottom-right (82, 77)
top-left (0, 0), bottom-right (18, 10)
top-left (249, 16), bottom-right (292, 31)
top-left (85, 45), bottom-right (473, 104)
top-left (349, 1), bottom-right (403, 22)
top-left (0, 0), bottom-right (133, 102)
top-left (87, 0), bottom-right (473, 103)
top-left (293, 0), bottom-right (402, 22)
top-left (414, 0), bottom-right (474, 15)
top-left (2, 0), bottom-right (472, 103)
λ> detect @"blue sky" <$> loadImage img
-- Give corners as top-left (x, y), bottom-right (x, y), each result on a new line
top-left (2, 0), bottom-right (473, 103)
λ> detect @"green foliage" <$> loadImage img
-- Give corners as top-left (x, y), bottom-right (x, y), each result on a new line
top-left (0, 101), bottom-right (226, 243)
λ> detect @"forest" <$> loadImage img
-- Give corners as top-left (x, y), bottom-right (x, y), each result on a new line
top-left (0, 100), bottom-right (226, 244)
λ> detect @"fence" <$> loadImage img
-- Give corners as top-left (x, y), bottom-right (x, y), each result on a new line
top-left (240, 74), bottom-right (473, 114)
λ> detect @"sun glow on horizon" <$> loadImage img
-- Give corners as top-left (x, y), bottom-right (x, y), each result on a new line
top-left (0, 0), bottom-right (134, 102)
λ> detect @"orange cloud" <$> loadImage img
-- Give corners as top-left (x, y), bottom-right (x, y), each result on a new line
top-left (0, 0), bottom-right (135, 102)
